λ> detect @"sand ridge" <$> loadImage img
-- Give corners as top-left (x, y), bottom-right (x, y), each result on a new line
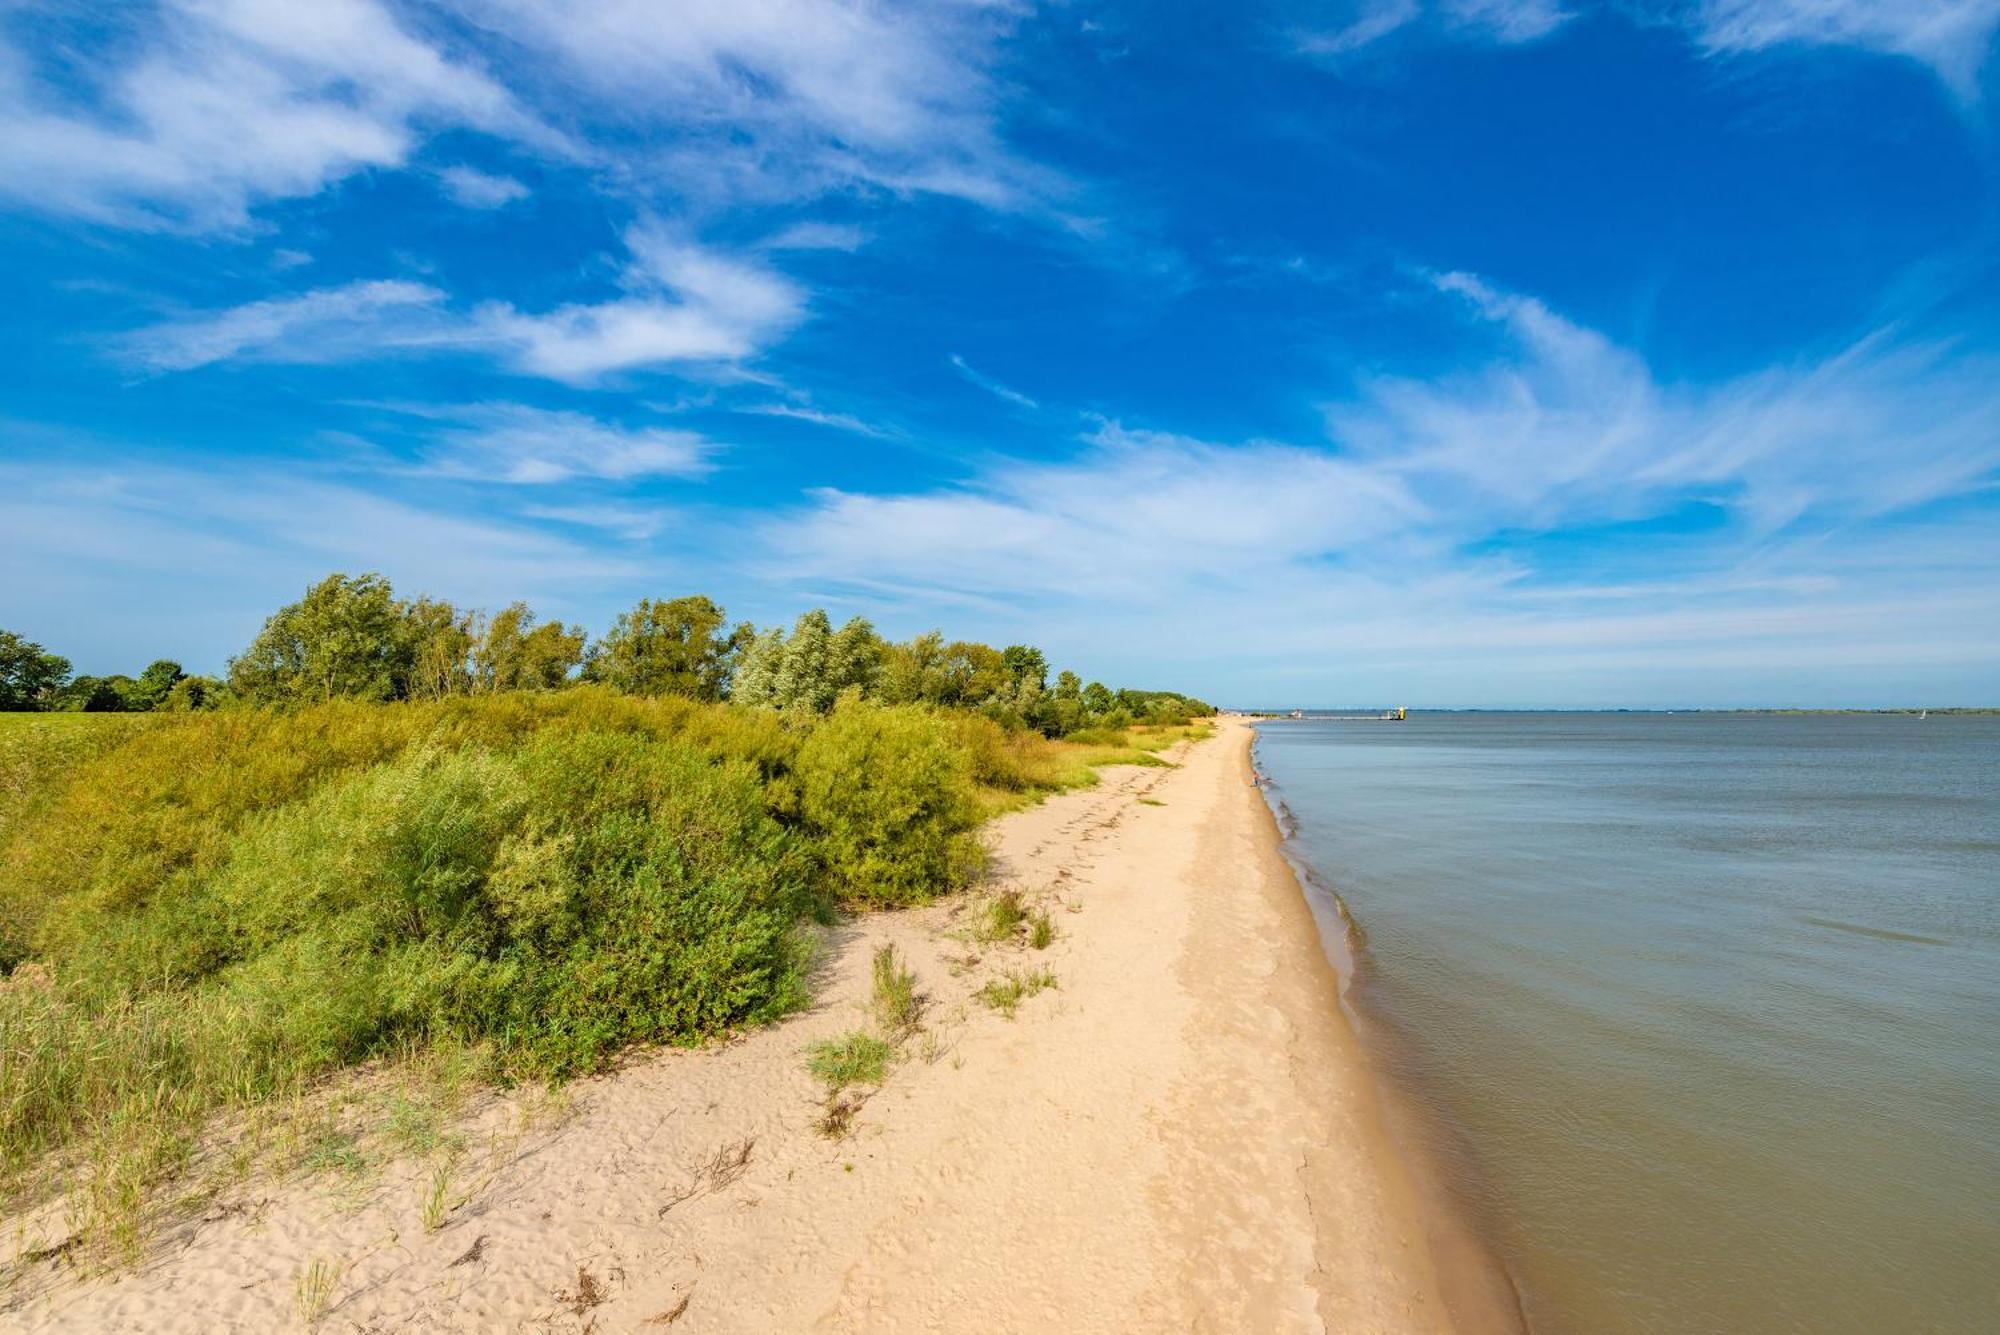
top-left (5, 717), bottom-right (1454, 1333)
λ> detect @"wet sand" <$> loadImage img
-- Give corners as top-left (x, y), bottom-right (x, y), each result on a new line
top-left (8, 717), bottom-right (1468, 1333)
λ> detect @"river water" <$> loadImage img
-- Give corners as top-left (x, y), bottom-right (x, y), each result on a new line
top-left (1252, 712), bottom-right (2000, 1335)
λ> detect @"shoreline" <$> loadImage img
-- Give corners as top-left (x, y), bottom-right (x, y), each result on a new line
top-left (1247, 722), bottom-right (1530, 1334)
top-left (12, 717), bottom-right (1471, 1332)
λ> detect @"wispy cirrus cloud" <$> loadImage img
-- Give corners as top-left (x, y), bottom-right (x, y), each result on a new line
top-left (464, 0), bottom-right (1057, 212)
top-left (403, 403), bottom-right (717, 484)
top-left (1687, 0), bottom-right (2000, 100)
top-left (1294, 0), bottom-right (2000, 97)
top-left (0, 0), bottom-right (542, 231)
top-left (1293, 0), bottom-right (1573, 56)
top-left (117, 279), bottom-right (454, 370)
top-left (760, 276), bottom-right (2000, 701)
top-left (949, 354), bottom-right (1040, 411)
top-left (735, 403), bottom-right (896, 439)
top-left (1334, 271), bottom-right (2000, 533)
top-left (118, 228), bottom-right (805, 383)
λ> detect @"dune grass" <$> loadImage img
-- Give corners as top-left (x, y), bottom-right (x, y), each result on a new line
top-left (870, 944), bottom-right (920, 1035)
top-left (975, 967), bottom-right (1058, 1019)
top-left (806, 1031), bottom-right (893, 1090)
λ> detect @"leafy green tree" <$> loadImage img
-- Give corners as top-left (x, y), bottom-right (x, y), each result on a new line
top-left (940, 641), bottom-right (1008, 708)
top-left (828, 617), bottom-right (884, 699)
top-left (162, 675), bottom-right (226, 710)
top-left (586, 595), bottom-right (734, 699)
top-left (475, 603), bottom-right (585, 692)
top-left (877, 630), bottom-right (947, 705)
top-left (1001, 645), bottom-right (1047, 693)
top-left (728, 625), bottom-right (787, 707)
top-left (772, 609), bottom-right (833, 711)
top-left (60, 675), bottom-right (131, 712)
top-left (127, 659), bottom-right (186, 711)
top-left (1082, 680), bottom-right (1114, 717)
top-left (0, 630), bottom-right (70, 711)
top-left (229, 573), bottom-right (410, 704)
top-left (402, 598), bottom-right (475, 700)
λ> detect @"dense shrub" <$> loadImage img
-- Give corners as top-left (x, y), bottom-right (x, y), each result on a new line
top-left (795, 700), bottom-right (985, 907)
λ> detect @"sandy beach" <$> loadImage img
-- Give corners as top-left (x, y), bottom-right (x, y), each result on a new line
top-left (8, 717), bottom-right (1465, 1333)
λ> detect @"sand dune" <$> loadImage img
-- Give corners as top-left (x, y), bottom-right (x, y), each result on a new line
top-left (8, 717), bottom-right (1457, 1333)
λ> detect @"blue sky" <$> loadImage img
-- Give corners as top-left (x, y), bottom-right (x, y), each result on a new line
top-left (2, 0), bottom-right (1997, 707)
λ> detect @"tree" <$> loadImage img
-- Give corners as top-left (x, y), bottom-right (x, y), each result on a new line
top-left (0, 630), bottom-right (70, 711)
top-left (128, 659), bottom-right (186, 711)
top-left (828, 617), bottom-right (884, 699)
top-left (403, 598), bottom-right (475, 700)
top-left (1082, 680), bottom-right (1114, 717)
top-left (162, 675), bottom-right (225, 710)
top-left (586, 595), bottom-right (734, 699)
top-left (772, 609), bottom-right (834, 711)
top-left (475, 603), bottom-right (584, 692)
top-left (1001, 645), bottom-right (1047, 694)
top-left (940, 641), bottom-right (1008, 708)
top-left (60, 675), bottom-right (131, 712)
top-left (229, 573), bottom-right (410, 704)
top-left (878, 631), bottom-right (947, 705)
top-left (728, 625), bottom-right (787, 707)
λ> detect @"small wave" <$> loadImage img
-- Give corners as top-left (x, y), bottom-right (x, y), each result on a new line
top-left (1800, 916), bottom-right (1949, 946)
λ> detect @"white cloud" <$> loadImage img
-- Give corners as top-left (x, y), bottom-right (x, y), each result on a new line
top-left (1296, 0), bottom-right (1573, 55)
top-left (519, 501), bottom-right (671, 540)
top-left (1688, 0), bottom-right (2000, 99)
top-left (117, 229), bottom-right (805, 383)
top-left (1296, 0), bottom-right (2000, 95)
top-left (949, 354), bottom-right (1040, 410)
top-left (766, 427), bottom-right (1425, 602)
top-left (119, 279), bottom-right (452, 370)
top-left (0, 0), bottom-right (1055, 233)
top-left (757, 278), bottom-right (2000, 703)
top-left (0, 0), bottom-right (537, 230)
top-left (760, 221), bottom-right (869, 252)
top-left (736, 403), bottom-right (895, 438)
top-left (464, 0), bottom-right (1052, 211)
top-left (473, 228), bottom-right (806, 381)
top-left (0, 456), bottom-right (634, 671)
top-left (414, 403), bottom-right (715, 483)
top-left (438, 164), bottom-right (529, 208)
top-left (1331, 271), bottom-right (2000, 534)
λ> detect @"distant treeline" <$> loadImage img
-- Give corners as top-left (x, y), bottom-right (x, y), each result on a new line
top-left (0, 572), bottom-right (1210, 734)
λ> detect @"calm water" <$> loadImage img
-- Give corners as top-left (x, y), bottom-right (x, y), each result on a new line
top-left (1252, 713), bottom-right (2000, 1335)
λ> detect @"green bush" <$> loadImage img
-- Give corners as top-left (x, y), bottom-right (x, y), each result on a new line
top-left (794, 701), bottom-right (985, 907)
top-left (0, 696), bottom-right (822, 1190)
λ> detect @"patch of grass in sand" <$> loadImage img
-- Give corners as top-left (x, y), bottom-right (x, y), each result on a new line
top-left (1137, 797), bottom-right (1165, 807)
top-left (973, 888), bottom-right (1029, 944)
top-left (294, 1256), bottom-right (345, 1326)
top-left (418, 1156), bottom-right (458, 1232)
top-left (870, 944), bottom-right (920, 1035)
top-left (1027, 910), bottom-right (1056, 950)
top-left (806, 1031), bottom-right (893, 1090)
top-left (976, 967), bottom-right (1058, 1019)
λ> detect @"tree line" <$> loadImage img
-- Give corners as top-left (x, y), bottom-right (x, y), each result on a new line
top-left (2, 573), bottom-right (1210, 733)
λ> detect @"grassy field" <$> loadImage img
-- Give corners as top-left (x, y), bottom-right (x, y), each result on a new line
top-left (0, 696), bottom-right (1204, 1261)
